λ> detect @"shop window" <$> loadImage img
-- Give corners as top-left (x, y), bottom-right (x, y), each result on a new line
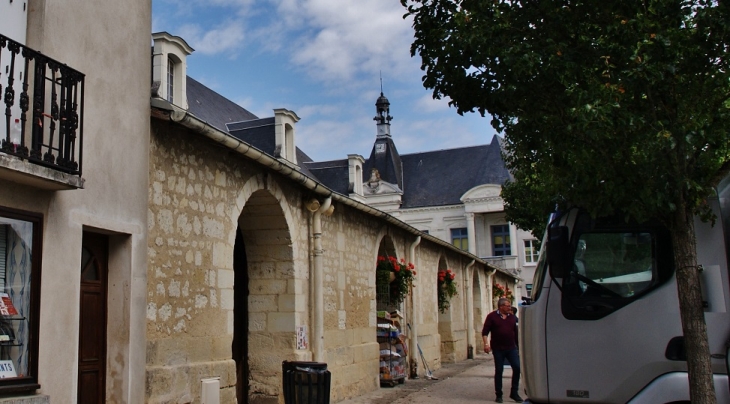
top-left (0, 208), bottom-right (41, 393)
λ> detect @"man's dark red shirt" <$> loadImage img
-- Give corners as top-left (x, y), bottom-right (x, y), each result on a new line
top-left (482, 310), bottom-right (518, 351)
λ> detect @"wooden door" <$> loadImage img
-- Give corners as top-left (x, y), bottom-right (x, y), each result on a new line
top-left (77, 233), bottom-right (108, 404)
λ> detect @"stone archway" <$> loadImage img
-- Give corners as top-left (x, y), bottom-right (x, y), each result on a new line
top-left (234, 188), bottom-right (295, 404)
top-left (375, 235), bottom-right (397, 312)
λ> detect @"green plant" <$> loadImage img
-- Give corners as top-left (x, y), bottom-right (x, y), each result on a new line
top-left (437, 268), bottom-right (458, 313)
top-left (492, 283), bottom-right (514, 304)
top-left (376, 255), bottom-right (416, 305)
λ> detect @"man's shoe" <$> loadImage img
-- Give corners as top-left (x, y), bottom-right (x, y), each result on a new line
top-left (509, 393), bottom-right (523, 402)
top-left (495, 397), bottom-right (503, 403)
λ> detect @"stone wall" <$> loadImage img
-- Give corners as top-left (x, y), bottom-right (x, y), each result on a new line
top-left (147, 119), bottom-right (489, 403)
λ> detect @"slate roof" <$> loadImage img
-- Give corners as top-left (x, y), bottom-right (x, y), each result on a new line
top-left (362, 137), bottom-right (403, 190)
top-left (184, 76), bottom-right (509, 204)
top-left (228, 118), bottom-right (276, 155)
top-left (400, 136), bottom-right (511, 208)
top-left (187, 77), bottom-right (258, 131)
top-left (304, 136), bottom-right (511, 206)
top-left (304, 159), bottom-right (351, 195)
top-left (184, 76), bottom-right (317, 178)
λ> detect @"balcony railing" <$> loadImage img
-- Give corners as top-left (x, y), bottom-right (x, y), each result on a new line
top-left (483, 255), bottom-right (520, 275)
top-left (1, 33), bottom-right (84, 176)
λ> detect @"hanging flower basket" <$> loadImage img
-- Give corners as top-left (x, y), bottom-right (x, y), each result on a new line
top-left (437, 268), bottom-right (458, 313)
top-left (376, 255), bottom-right (416, 305)
top-left (492, 283), bottom-right (514, 303)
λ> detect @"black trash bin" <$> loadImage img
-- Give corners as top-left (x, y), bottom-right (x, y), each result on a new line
top-left (282, 361), bottom-right (331, 404)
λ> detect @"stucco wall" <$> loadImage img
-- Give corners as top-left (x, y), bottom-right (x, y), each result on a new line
top-left (0, 0), bottom-right (152, 402)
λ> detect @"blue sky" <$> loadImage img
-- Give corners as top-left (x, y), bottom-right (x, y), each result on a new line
top-left (152, 0), bottom-right (498, 162)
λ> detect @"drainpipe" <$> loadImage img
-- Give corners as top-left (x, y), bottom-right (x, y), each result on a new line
top-left (308, 196), bottom-right (332, 362)
top-left (465, 260), bottom-right (475, 359)
top-left (407, 236), bottom-right (421, 378)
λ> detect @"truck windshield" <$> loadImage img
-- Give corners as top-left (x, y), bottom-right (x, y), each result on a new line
top-left (568, 232), bottom-right (654, 298)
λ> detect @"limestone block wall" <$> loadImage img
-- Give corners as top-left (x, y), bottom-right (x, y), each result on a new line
top-left (147, 119), bottom-right (494, 403)
top-left (317, 207), bottom-right (384, 400)
top-left (147, 122), bottom-right (311, 404)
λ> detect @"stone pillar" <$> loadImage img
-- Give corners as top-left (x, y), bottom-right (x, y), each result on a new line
top-left (465, 261), bottom-right (475, 359)
top-left (466, 212), bottom-right (476, 255)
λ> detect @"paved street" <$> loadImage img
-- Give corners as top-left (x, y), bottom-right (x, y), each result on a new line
top-left (336, 352), bottom-right (525, 404)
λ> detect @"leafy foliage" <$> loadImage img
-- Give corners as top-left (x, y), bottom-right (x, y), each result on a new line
top-left (437, 268), bottom-right (458, 312)
top-left (402, 1), bottom-right (730, 401)
top-left (492, 283), bottom-right (514, 304)
top-left (402, 0), bottom-right (730, 232)
top-left (377, 256), bottom-right (416, 305)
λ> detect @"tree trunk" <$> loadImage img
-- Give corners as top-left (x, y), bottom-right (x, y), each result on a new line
top-left (671, 206), bottom-right (717, 404)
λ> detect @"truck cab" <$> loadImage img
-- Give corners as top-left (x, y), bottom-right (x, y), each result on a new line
top-left (519, 176), bottom-right (730, 403)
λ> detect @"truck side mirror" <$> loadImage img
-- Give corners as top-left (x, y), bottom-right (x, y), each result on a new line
top-left (547, 225), bottom-right (571, 278)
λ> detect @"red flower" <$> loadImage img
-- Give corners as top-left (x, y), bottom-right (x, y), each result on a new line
top-left (450, 273), bottom-right (455, 280)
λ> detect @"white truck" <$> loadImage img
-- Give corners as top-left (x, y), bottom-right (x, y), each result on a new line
top-left (519, 175), bottom-right (730, 403)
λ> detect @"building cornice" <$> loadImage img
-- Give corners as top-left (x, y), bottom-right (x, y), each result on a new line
top-left (399, 204), bottom-right (463, 214)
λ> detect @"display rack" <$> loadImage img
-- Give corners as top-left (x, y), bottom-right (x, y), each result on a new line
top-left (376, 311), bottom-right (406, 386)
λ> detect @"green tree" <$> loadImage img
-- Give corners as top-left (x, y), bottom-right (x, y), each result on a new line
top-left (402, 1), bottom-right (730, 402)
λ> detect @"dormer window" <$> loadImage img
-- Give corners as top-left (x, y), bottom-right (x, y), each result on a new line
top-left (348, 155), bottom-right (365, 198)
top-left (273, 109), bottom-right (300, 165)
top-left (167, 56), bottom-right (175, 103)
top-left (152, 32), bottom-right (193, 109)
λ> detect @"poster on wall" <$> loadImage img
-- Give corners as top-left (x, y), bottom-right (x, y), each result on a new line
top-left (296, 325), bottom-right (308, 350)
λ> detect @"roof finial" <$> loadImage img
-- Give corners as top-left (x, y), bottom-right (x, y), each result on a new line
top-left (380, 71), bottom-right (384, 95)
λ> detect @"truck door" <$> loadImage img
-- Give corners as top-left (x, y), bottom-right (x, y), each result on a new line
top-left (543, 205), bottom-right (730, 403)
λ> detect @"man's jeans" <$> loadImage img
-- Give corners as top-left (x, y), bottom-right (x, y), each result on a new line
top-left (493, 348), bottom-right (521, 397)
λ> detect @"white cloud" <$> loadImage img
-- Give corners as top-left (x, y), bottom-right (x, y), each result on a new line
top-left (283, 0), bottom-right (416, 85)
top-left (293, 103), bottom-right (343, 120)
top-left (296, 114), bottom-right (376, 160)
top-left (178, 20), bottom-right (246, 55)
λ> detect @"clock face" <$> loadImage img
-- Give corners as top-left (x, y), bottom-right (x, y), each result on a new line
top-left (375, 143), bottom-right (386, 153)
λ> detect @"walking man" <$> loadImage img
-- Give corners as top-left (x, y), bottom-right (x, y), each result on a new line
top-left (483, 298), bottom-right (522, 403)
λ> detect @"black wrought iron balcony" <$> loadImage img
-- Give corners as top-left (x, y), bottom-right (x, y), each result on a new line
top-left (1, 33), bottom-right (84, 177)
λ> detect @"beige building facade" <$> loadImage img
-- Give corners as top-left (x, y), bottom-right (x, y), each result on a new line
top-left (0, 0), bottom-right (151, 402)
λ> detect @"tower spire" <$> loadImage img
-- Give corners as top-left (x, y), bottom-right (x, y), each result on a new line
top-left (374, 75), bottom-right (392, 138)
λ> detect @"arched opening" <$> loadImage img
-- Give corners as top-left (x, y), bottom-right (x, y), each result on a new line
top-left (375, 236), bottom-right (397, 312)
top-left (233, 228), bottom-right (249, 403)
top-left (375, 235), bottom-right (409, 386)
top-left (233, 190), bottom-right (294, 404)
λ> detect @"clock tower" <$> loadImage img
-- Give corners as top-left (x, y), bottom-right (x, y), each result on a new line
top-left (374, 92), bottom-right (392, 139)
